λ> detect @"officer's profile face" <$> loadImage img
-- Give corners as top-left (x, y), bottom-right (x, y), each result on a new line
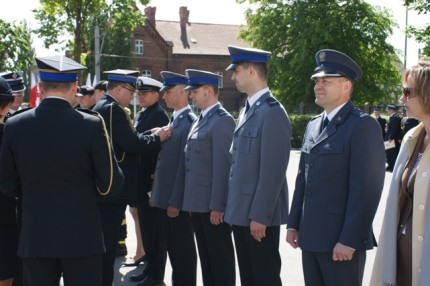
top-left (10, 91), bottom-right (24, 110)
top-left (118, 84), bottom-right (135, 106)
top-left (162, 86), bottom-right (179, 109)
top-left (230, 64), bottom-right (250, 93)
top-left (189, 86), bottom-right (208, 110)
top-left (313, 77), bottom-right (351, 112)
top-left (80, 94), bottom-right (96, 109)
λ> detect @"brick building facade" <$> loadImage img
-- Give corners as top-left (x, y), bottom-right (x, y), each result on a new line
top-left (131, 6), bottom-right (250, 112)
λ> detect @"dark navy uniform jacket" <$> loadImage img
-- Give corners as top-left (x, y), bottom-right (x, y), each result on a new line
top-left (93, 94), bottom-right (161, 206)
top-left (133, 102), bottom-right (169, 203)
top-left (287, 101), bottom-right (385, 252)
top-left (0, 97), bottom-right (124, 257)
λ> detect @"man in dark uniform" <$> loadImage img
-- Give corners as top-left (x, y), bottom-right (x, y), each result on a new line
top-left (385, 105), bottom-right (402, 171)
top-left (76, 85), bottom-right (96, 109)
top-left (92, 69), bottom-right (171, 286)
top-left (94, 80), bottom-right (108, 102)
top-left (150, 71), bottom-right (198, 286)
top-left (373, 107), bottom-right (386, 139)
top-left (128, 77), bottom-right (169, 285)
top-left (0, 55), bottom-right (124, 286)
top-left (0, 72), bottom-right (26, 119)
top-left (182, 69), bottom-right (236, 286)
top-left (286, 50), bottom-right (385, 286)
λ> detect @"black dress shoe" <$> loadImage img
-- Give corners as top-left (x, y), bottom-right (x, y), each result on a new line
top-left (122, 255), bottom-right (147, 267)
top-left (137, 276), bottom-right (166, 286)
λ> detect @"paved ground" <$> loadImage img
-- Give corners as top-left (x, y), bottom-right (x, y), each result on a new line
top-left (112, 150), bottom-right (392, 285)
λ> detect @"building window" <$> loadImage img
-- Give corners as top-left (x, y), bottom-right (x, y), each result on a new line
top-left (142, 70), bottom-right (152, 78)
top-left (135, 40), bottom-right (144, 55)
top-left (215, 72), bottom-right (223, 88)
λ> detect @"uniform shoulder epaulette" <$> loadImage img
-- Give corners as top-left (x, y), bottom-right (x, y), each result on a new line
top-left (9, 107), bottom-right (31, 118)
top-left (352, 108), bottom-right (369, 118)
top-left (265, 96), bottom-right (280, 107)
top-left (216, 108), bottom-right (228, 116)
top-left (77, 108), bottom-right (99, 116)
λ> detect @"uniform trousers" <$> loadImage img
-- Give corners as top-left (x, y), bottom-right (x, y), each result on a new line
top-left (98, 203), bottom-right (127, 286)
top-left (22, 255), bottom-right (101, 286)
top-left (158, 208), bottom-right (197, 286)
top-left (232, 225), bottom-right (282, 286)
top-left (138, 194), bottom-right (166, 281)
top-left (302, 250), bottom-right (366, 286)
top-left (191, 212), bottom-right (235, 286)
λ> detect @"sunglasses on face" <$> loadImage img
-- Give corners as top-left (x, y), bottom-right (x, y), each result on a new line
top-left (403, 87), bottom-right (417, 100)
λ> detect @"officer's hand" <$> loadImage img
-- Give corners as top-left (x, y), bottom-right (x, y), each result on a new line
top-left (167, 206), bottom-right (180, 218)
top-left (332, 242), bottom-right (355, 261)
top-left (210, 211), bottom-right (224, 225)
top-left (250, 220), bottom-right (266, 242)
top-left (155, 126), bottom-right (171, 142)
top-left (286, 229), bottom-right (299, 249)
top-left (151, 127), bottom-right (160, 134)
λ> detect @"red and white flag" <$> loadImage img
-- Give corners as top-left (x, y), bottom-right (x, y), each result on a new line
top-left (29, 71), bottom-right (40, 108)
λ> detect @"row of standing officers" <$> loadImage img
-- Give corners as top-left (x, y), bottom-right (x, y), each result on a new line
top-left (0, 45), bottom-right (386, 286)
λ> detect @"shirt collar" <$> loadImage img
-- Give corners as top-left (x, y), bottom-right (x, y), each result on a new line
top-left (247, 87), bottom-right (270, 108)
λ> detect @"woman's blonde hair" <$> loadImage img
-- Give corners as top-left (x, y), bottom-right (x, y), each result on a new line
top-left (403, 61), bottom-right (430, 113)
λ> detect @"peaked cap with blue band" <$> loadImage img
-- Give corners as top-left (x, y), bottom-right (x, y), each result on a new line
top-left (104, 69), bottom-right (139, 87)
top-left (225, 45), bottom-right (272, 71)
top-left (0, 71), bottom-right (25, 92)
top-left (160, 71), bottom-right (188, 93)
top-left (184, 69), bottom-right (222, 91)
top-left (311, 49), bottom-right (362, 82)
top-left (36, 56), bottom-right (86, 82)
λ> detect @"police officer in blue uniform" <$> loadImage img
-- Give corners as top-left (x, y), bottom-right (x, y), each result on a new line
top-left (92, 69), bottom-right (171, 286)
top-left (182, 69), bottom-right (236, 286)
top-left (0, 55), bottom-right (124, 286)
top-left (224, 46), bottom-right (291, 286)
top-left (286, 50), bottom-right (385, 286)
top-left (150, 71), bottom-right (198, 286)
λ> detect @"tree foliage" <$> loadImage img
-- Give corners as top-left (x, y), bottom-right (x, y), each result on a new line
top-left (237, 0), bottom-right (402, 110)
top-left (0, 19), bottom-right (35, 72)
top-left (33, 0), bottom-right (149, 73)
top-left (404, 0), bottom-right (430, 59)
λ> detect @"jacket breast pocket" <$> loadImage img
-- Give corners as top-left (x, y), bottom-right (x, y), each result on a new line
top-left (238, 127), bottom-right (258, 154)
top-left (318, 142), bottom-right (344, 155)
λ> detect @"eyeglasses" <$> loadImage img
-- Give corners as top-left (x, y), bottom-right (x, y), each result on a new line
top-left (121, 85), bottom-right (136, 94)
top-left (403, 87), bottom-right (417, 100)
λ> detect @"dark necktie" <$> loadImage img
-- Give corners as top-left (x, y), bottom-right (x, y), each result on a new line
top-left (321, 117), bottom-right (329, 133)
top-left (170, 115), bottom-right (174, 123)
top-left (245, 101), bottom-right (250, 113)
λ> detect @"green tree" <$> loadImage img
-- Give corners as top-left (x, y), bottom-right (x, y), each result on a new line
top-left (0, 19), bottom-right (35, 72)
top-left (33, 0), bottom-right (148, 71)
top-left (238, 0), bottom-right (402, 110)
top-left (405, 0), bottom-right (430, 59)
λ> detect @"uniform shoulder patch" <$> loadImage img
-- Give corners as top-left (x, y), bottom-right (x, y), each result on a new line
top-left (351, 108), bottom-right (369, 118)
top-left (265, 97), bottom-right (280, 107)
top-left (77, 108), bottom-right (99, 116)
